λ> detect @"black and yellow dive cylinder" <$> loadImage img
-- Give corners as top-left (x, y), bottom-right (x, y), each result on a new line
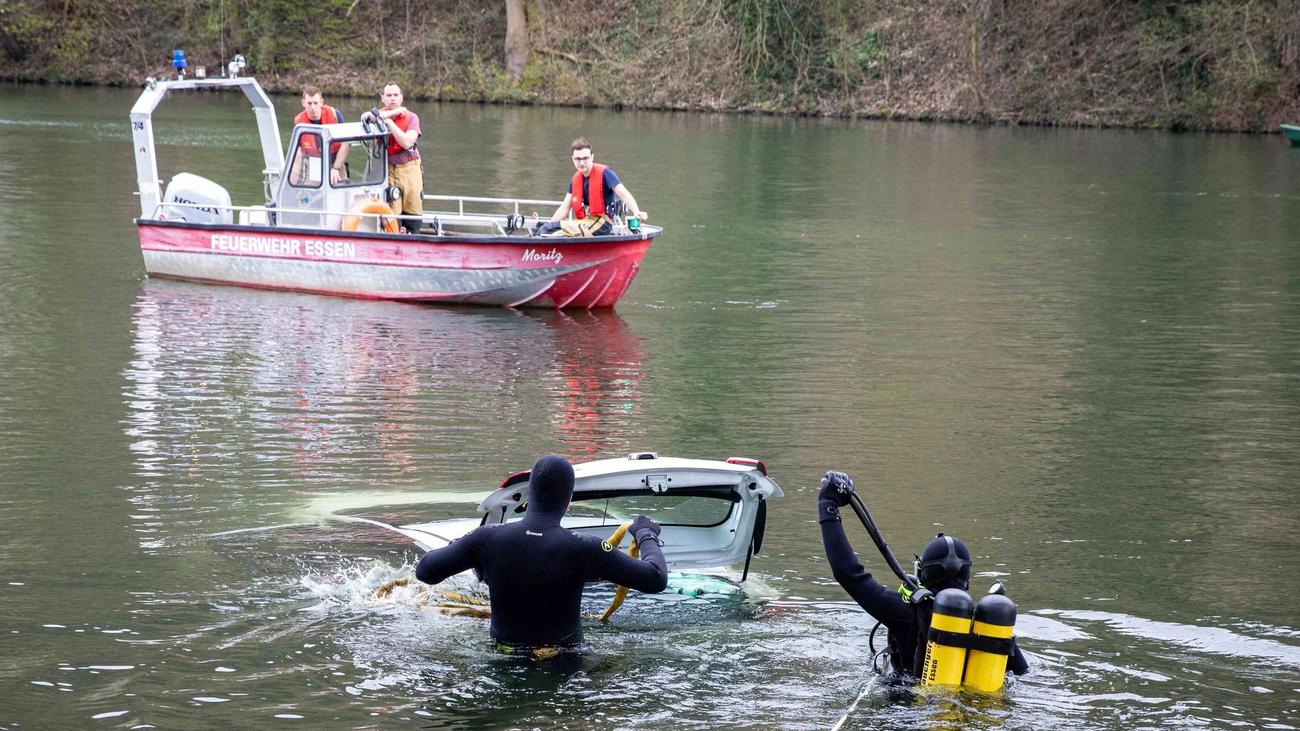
top-left (921, 589), bottom-right (975, 688)
top-left (962, 593), bottom-right (1017, 692)
top-left (920, 588), bottom-right (1019, 691)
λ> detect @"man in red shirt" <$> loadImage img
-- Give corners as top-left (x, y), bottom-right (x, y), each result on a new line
top-left (374, 83), bottom-right (423, 232)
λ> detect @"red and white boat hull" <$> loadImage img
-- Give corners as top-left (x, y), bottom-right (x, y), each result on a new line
top-left (137, 221), bottom-right (655, 309)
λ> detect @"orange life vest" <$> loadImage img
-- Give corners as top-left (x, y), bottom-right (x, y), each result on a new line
top-left (569, 163), bottom-right (608, 219)
top-left (387, 112), bottom-right (415, 158)
top-left (294, 106), bottom-right (341, 157)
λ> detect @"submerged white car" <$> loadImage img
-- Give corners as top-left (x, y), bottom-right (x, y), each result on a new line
top-left (400, 453), bottom-right (783, 580)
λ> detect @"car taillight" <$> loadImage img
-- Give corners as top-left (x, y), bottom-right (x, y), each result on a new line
top-left (725, 457), bottom-right (767, 476)
top-left (499, 470), bottom-right (530, 488)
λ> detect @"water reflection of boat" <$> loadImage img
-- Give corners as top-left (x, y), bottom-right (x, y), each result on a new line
top-left (123, 281), bottom-right (648, 493)
top-left (130, 74), bottom-right (659, 308)
top-left (545, 310), bottom-right (645, 457)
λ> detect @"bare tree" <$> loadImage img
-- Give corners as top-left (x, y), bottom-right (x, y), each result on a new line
top-left (506, 0), bottom-right (529, 84)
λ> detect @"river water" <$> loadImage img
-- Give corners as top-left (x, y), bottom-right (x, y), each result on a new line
top-left (1, 83), bottom-right (1298, 729)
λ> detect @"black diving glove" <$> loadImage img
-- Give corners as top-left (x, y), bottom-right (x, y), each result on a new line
top-left (630, 515), bottom-right (662, 545)
top-left (818, 470), bottom-right (855, 523)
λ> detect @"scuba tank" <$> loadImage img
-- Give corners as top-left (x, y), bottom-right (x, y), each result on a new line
top-left (919, 587), bottom-right (1018, 692)
top-left (962, 593), bottom-right (1017, 692)
top-left (920, 588), bottom-right (974, 687)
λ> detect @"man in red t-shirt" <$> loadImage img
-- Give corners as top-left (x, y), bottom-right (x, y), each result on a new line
top-left (373, 83), bottom-right (423, 232)
top-left (294, 86), bottom-right (347, 185)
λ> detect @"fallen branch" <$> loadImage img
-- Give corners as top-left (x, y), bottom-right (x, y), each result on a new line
top-left (536, 47), bottom-right (597, 66)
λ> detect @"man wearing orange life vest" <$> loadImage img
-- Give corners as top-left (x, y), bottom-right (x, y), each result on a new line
top-left (374, 83), bottom-right (423, 233)
top-left (541, 137), bottom-right (646, 237)
top-left (292, 87), bottom-right (348, 184)
top-left (293, 87), bottom-right (347, 185)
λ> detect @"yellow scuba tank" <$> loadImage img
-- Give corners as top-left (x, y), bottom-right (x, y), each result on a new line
top-left (962, 593), bottom-right (1017, 692)
top-left (920, 588), bottom-right (974, 688)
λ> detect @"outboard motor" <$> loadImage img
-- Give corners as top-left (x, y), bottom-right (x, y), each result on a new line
top-left (159, 172), bottom-right (233, 224)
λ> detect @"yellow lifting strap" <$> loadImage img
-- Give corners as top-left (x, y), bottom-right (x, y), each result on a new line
top-left (598, 522), bottom-right (640, 623)
top-left (373, 577), bottom-right (493, 618)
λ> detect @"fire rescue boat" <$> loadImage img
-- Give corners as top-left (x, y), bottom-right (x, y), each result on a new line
top-left (130, 63), bottom-right (659, 308)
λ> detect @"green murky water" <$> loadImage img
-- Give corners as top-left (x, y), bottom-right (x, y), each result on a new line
top-left (1, 83), bottom-right (1298, 729)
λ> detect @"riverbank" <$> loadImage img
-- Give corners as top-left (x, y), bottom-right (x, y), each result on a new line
top-left (3, 0), bottom-right (1297, 132)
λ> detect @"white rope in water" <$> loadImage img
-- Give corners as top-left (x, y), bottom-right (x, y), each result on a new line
top-left (331, 514), bottom-right (404, 532)
top-left (206, 522), bottom-right (308, 537)
top-left (207, 516), bottom-right (436, 550)
top-left (328, 514), bottom-right (435, 550)
top-left (829, 679), bottom-right (874, 731)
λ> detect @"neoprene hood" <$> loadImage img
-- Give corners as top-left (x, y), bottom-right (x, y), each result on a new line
top-left (917, 533), bottom-right (972, 591)
top-left (525, 454), bottom-right (574, 523)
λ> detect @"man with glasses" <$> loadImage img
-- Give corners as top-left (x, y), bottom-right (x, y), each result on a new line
top-left (538, 137), bottom-right (646, 236)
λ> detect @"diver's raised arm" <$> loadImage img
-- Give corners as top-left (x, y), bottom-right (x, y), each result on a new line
top-left (819, 471), bottom-right (911, 625)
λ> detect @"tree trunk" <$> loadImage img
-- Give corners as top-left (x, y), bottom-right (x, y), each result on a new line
top-left (505, 0), bottom-right (529, 84)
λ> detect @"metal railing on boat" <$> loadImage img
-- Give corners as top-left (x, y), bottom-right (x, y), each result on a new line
top-left (147, 201), bottom-right (400, 225)
top-left (423, 194), bottom-right (562, 217)
top-left (142, 195), bottom-right (650, 238)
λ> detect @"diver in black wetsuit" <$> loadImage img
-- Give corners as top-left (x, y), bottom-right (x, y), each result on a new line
top-left (818, 471), bottom-right (1029, 678)
top-left (415, 455), bottom-right (668, 649)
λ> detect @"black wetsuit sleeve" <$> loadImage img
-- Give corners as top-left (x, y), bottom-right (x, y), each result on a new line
top-left (821, 516), bottom-right (912, 625)
top-left (1008, 637), bottom-right (1029, 675)
top-left (582, 536), bottom-right (668, 593)
top-left (414, 529), bottom-right (485, 586)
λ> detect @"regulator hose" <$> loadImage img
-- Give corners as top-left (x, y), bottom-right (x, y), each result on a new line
top-left (846, 493), bottom-right (921, 594)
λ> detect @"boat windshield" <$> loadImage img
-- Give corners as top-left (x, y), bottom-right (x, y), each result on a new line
top-left (332, 138), bottom-right (387, 188)
top-left (567, 489), bottom-right (738, 528)
top-left (288, 132), bottom-right (324, 188)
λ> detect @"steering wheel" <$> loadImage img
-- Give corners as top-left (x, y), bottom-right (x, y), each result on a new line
top-left (597, 522), bottom-right (640, 622)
